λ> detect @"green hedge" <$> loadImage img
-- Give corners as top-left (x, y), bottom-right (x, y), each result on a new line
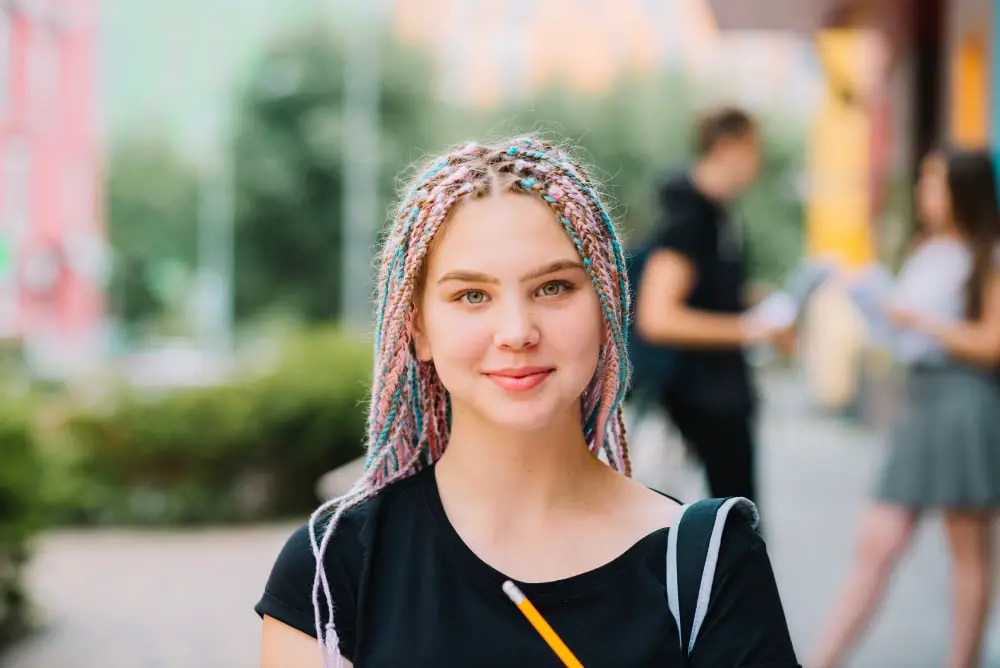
top-left (60, 328), bottom-right (372, 525)
top-left (0, 399), bottom-right (44, 649)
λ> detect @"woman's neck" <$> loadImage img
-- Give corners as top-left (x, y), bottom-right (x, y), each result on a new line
top-left (434, 407), bottom-right (613, 523)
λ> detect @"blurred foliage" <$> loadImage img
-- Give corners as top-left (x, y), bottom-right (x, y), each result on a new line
top-left (55, 327), bottom-right (370, 525)
top-left (0, 398), bottom-right (45, 649)
top-left (231, 27), bottom-right (440, 323)
top-left (879, 175), bottom-right (918, 272)
top-left (106, 134), bottom-right (200, 332)
top-left (740, 129), bottom-right (807, 286)
top-left (461, 73), bottom-right (699, 238)
top-left (105, 23), bottom-right (806, 330)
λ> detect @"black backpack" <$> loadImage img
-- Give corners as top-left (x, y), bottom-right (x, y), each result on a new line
top-left (625, 242), bottom-right (683, 411)
top-left (665, 497), bottom-right (760, 661)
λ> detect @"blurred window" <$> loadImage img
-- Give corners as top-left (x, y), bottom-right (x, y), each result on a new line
top-left (0, 9), bottom-right (10, 118)
top-left (3, 136), bottom-right (30, 242)
top-left (61, 162), bottom-right (92, 234)
top-left (29, 26), bottom-right (59, 126)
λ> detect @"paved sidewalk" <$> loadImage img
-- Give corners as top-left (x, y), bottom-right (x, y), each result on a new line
top-left (2, 370), bottom-right (998, 667)
top-left (0, 523), bottom-right (297, 668)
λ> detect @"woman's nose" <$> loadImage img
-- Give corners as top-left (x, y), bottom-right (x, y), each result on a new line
top-left (493, 300), bottom-right (540, 350)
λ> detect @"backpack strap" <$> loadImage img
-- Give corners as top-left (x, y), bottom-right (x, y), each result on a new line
top-left (666, 497), bottom-right (760, 660)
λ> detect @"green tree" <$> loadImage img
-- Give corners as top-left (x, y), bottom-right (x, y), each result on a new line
top-left (741, 124), bottom-right (807, 287)
top-left (106, 134), bottom-right (199, 331)
top-left (232, 26), bottom-right (439, 323)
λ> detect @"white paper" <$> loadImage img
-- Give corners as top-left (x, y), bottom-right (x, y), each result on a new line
top-left (843, 263), bottom-right (896, 345)
top-left (746, 259), bottom-right (836, 330)
top-left (749, 291), bottom-right (798, 328)
top-left (784, 259), bottom-right (836, 307)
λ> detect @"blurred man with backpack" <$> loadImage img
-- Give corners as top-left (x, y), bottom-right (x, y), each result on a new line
top-left (628, 107), bottom-right (791, 507)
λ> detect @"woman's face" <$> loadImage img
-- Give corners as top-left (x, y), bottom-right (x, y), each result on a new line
top-left (413, 191), bottom-right (604, 434)
top-left (916, 154), bottom-right (952, 232)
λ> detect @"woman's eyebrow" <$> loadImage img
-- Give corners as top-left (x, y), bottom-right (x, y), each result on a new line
top-left (436, 259), bottom-right (585, 285)
top-left (521, 259), bottom-right (586, 281)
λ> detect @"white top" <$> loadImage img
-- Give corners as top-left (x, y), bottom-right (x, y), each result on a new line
top-left (891, 238), bottom-right (972, 365)
top-left (848, 237), bottom-right (996, 366)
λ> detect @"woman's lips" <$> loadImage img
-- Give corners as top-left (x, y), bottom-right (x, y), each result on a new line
top-left (484, 367), bottom-right (554, 392)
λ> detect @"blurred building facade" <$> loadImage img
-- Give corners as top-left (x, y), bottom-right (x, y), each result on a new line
top-left (707, 0), bottom-right (997, 412)
top-left (0, 0), bottom-right (104, 374)
top-left (708, 0), bottom-right (1000, 255)
top-left (947, 0), bottom-right (995, 149)
top-left (392, 0), bottom-right (823, 118)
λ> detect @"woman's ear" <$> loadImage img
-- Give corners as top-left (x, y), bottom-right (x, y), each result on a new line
top-left (411, 305), bottom-right (433, 362)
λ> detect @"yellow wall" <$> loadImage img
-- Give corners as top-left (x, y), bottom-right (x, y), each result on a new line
top-left (806, 30), bottom-right (874, 269)
top-left (951, 32), bottom-right (990, 148)
top-left (801, 30), bottom-right (877, 411)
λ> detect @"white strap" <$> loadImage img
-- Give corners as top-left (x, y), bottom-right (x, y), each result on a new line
top-left (665, 502), bottom-right (691, 652)
top-left (668, 497), bottom-right (760, 658)
top-left (687, 497), bottom-right (757, 655)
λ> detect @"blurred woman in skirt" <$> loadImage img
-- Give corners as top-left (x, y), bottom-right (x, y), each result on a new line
top-left (810, 149), bottom-right (1000, 668)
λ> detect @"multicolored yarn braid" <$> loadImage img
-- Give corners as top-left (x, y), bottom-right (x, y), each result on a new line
top-left (307, 137), bottom-right (633, 667)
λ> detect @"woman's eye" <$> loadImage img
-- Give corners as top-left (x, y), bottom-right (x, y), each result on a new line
top-left (538, 281), bottom-right (571, 297)
top-left (459, 290), bottom-right (487, 305)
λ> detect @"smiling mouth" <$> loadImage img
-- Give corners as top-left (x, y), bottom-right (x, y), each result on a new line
top-left (484, 368), bottom-right (554, 392)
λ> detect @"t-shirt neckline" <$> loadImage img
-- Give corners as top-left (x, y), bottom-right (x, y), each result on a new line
top-left (419, 464), bottom-right (670, 602)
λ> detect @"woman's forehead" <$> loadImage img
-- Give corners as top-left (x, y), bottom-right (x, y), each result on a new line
top-left (424, 193), bottom-right (580, 276)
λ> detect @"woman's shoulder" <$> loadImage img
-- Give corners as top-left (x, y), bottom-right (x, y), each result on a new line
top-left (262, 471), bottom-right (429, 587)
top-left (255, 468), bottom-right (433, 641)
top-left (271, 468), bottom-right (432, 576)
top-left (273, 502), bottom-right (379, 578)
top-left (258, 498), bottom-right (381, 616)
top-left (629, 481), bottom-right (684, 533)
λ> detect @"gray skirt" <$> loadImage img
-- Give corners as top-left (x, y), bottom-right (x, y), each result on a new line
top-left (876, 363), bottom-right (1000, 509)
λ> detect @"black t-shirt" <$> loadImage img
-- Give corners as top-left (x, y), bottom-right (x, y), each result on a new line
top-left (652, 173), bottom-right (756, 414)
top-left (255, 466), bottom-right (799, 667)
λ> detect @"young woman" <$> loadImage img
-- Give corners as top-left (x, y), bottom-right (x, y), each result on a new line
top-left (256, 137), bottom-right (798, 667)
top-left (809, 149), bottom-right (1000, 668)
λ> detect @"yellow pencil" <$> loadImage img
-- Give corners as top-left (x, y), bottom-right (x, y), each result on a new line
top-left (502, 580), bottom-right (584, 668)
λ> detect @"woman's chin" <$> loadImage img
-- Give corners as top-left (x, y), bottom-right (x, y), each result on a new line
top-left (480, 401), bottom-right (580, 435)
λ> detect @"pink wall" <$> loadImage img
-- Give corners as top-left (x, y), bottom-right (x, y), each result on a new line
top-left (0, 0), bottom-right (103, 363)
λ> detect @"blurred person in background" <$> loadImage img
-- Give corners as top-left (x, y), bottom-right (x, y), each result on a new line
top-left (809, 149), bottom-right (1000, 668)
top-left (630, 107), bottom-right (791, 510)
